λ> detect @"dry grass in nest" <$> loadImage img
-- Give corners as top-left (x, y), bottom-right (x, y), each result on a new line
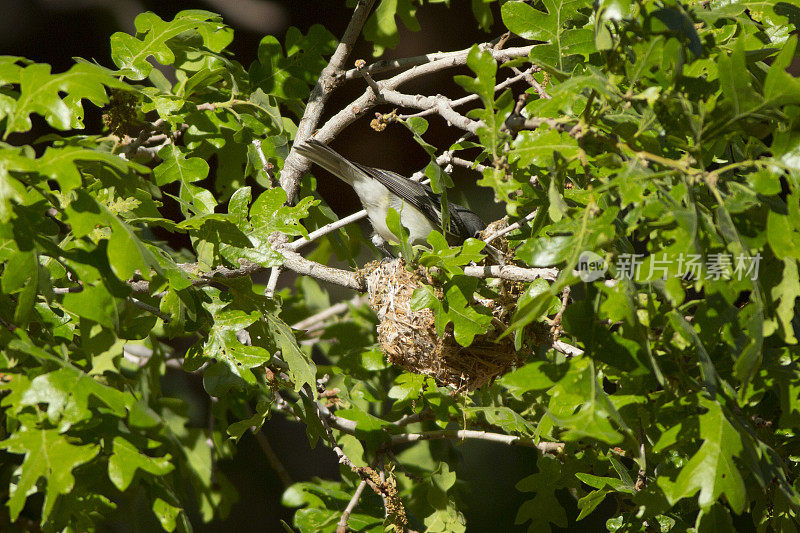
top-left (363, 258), bottom-right (526, 391)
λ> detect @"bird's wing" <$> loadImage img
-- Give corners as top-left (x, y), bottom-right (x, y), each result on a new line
top-left (353, 162), bottom-right (487, 243)
top-left (351, 162), bottom-right (441, 223)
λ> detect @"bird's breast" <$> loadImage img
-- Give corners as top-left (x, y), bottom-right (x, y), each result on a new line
top-left (351, 176), bottom-right (437, 246)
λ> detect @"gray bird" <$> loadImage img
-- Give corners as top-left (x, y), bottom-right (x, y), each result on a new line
top-left (295, 139), bottom-right (486, 248)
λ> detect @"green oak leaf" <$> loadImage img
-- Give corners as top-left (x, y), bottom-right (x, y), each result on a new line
top-left (108, 436), bottom-right (173, 491)
top-left (3, 62), bottom-right (129, 138)
top-left (768, 258), bottom-right (800, 344)
top-left (659, 398), bottom-right (746, 513)
top-left (198, 309), bottom-right (272, 386)
top-left (249, 25), bottom-right (336, 100)
top-left (418, 232), bottom-right (486, 274)
top-left (152, 497), bottom-right (183, 532)
top-left (18, 367), bottom-right (130, 431)
top-left (36, 146), bottom-right (147, 193)
top-left (510, 129), bottom-right (580, 168)
top-left (226, 398), bottom-right (271, 441)
top-left (2, 428), bottom-right (100, 521)
top-left (515, 455), bottom-right (569, 532)
top-left (217, 276), bottom-right (317, 395)
top-left (411, 275), bottom-right (492, 347)
top-left (363, 0), bottom-right (421, 56)
top-left (111, 10), bottom-right (228, 80)
top-left (155, 144), bottom-right (215, 216)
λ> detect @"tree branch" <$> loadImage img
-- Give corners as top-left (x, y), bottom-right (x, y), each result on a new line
top-left (279, 0), bottom-right (377, 203)
top-left (336, 479), bottom-right (367, 533)
top-left (313, 44), bottom-right (535, 143)
top-left (484, 211), bottom-right (538, 244)
top-left (378, 90), bottom-right (480, 133)
top-left (287, 209), bottom-right (369, 252)
top-left (279, 248), bottom-right (366, 291)
top-left (314, 401), bottom-right (561, 453)
top-left (338, 43), bottom-right (533, 81)
top-left (386, 45), bottom-right (535, 89)
top-left (265, 0), bottom-right (375, 299)
top-left (252, 422), bottom-right (293, 489)
top-left (292, 295), bottom-right (367, 332)
top-left (128, 253), bottom-right (557, 296)
top-left (552, 339), bottom-right (584, 357)
top-left (389, 429), bottom-right (563, 452)
top-left (128, 261), bottom-right (263, 294)
top-left (462, 264), bottom-right (558, 282)
top-left (128, 296), bottom-right (171, 323)
top-left (398, 66), bottom-right (534, 120)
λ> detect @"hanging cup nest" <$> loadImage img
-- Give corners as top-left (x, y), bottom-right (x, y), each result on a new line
top-left (362, 218), bottom-right (544, 391)
top-left (360, 218), bottom-right (554, 391)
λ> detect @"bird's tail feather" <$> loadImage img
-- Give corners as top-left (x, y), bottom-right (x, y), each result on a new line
top-left (295, 139), bottom-right (359, 185)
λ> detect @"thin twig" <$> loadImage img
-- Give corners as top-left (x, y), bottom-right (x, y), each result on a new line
top-left (249, 412), bottom-right (294, 489)
top-left (389, 429), bottom-right (563, 452)
top-left (447, 155), bottom-right (487, 173)
top-left (52, 285), bottom-right (83, 294)
top-left (398, 67), bottom-right (534, 120)
top-left (251, 138), bottom-right (274, 181)
top-left (552, 339), bottom-right (584, 357)
top-left (336, 479), bottom-right (367, 533)
top-left (635, 422), bottom-right (647, 491)
top-left (355, 59), bottom-right (381, 95)
top-left (410, 146), bottom-right (484, 182)
top-left (512, 66), bottom-right (549, 99)
top-left (292, 295), bottom-right (366, 331)
top-left (484, 210), bottom-right (538, 244)
top-left (338, 43), bottom-right (534, 81)
top-left (265, 266), bottom-right (282, 299)
top-left (493, 31), bottom-right (512, 50)
top-left (392, 409), bottom-right (433, 427)
top-left (128, 297), bottom-right (171, 323)
top-left (317, 405), bottom-right (363, 473)
top-left (378, 463), bottom-right (388, 521)
top-left (386, 449), bottom-right (424, 483)
top-left (552, 286), bottom-right (571, 329)
top-left (313, 396), bottom-right (390, 503)
top-left (287, 210), bottom-right (369, 251)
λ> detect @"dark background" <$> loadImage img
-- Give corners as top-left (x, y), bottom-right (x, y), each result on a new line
top-left (1, 1), bottom-right (591, 531)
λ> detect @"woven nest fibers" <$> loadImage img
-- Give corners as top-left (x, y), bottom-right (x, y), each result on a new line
top-left (363, 252), bottom-right (533, 392)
